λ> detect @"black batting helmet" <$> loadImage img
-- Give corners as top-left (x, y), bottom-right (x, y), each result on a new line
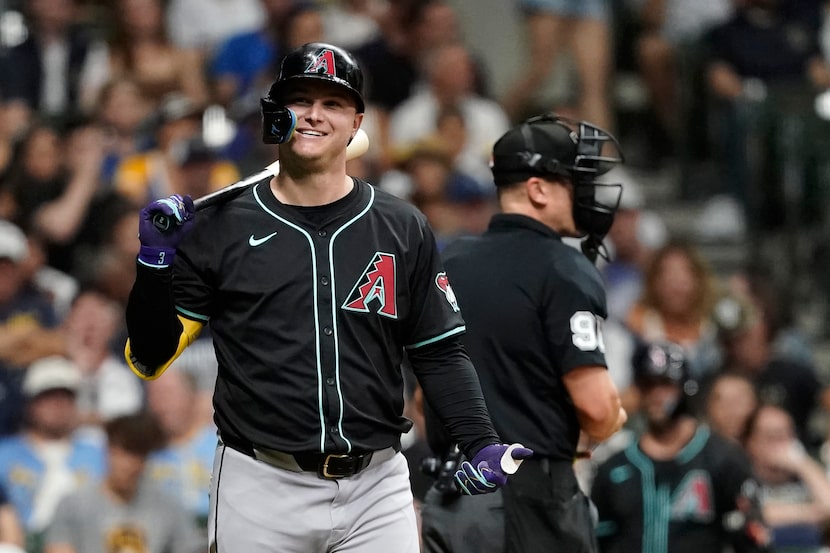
top-left (260, 42), bottom-right (365, 144)
top-left (490, 114), bottom-right (624, 261)
top-left (267, 42), bottom-right (365, 113)
top-left (632, 340), bottom-right (699, 419)
top-left (633, 340), bottom-right (699, 398)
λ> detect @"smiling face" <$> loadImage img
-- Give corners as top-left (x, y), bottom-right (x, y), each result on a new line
top-left (279, 79), bottom-right (363, 167)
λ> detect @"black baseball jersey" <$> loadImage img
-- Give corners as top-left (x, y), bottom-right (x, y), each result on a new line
top-left (161, 177), bottom-right (492, 454)
top-left (438, 213), bottom-right (608, 460)
top-left (591, 425), bottom-right (771, 553)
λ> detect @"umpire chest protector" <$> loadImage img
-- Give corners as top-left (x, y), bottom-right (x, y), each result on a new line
top-left (171, 178), bottom-right (464, 454)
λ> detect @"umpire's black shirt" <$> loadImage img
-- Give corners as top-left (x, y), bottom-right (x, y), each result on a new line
top-left (439, 214), bottom-right (609, 461)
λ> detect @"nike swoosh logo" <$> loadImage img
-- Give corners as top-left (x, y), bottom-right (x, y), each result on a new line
top-left (248, 232), bottom-right (278, 247)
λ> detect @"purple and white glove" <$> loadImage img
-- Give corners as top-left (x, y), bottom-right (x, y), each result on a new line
top-left (454, 443), bottom-right (534, 495)
top-left (137, 194), bottom-right (195, 269)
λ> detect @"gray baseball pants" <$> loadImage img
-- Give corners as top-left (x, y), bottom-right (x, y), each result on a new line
top-left (207, 444), bottom-right (420, 552)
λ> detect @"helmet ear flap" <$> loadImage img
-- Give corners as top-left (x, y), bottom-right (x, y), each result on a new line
top-left (260, 100), bottom-right (297, 144)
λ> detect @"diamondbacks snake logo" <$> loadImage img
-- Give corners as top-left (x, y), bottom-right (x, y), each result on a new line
top-left (305, 49), bottom-right (337, 77)
top-left (343, 252), bottom-right (398, 318)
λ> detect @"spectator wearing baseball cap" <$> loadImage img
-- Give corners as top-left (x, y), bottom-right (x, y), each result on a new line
top-left (382, 137), bottom-right (496, 251)
top-left (21, 355), bottom-right (81, 398)
top-left (0, 356), bottom-right (105, 551)
top-left (0, 221), bottom-right (65, 438)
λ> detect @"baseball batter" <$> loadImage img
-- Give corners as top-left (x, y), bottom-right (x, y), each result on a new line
top-left (123, 42), bottom-right (530, 553)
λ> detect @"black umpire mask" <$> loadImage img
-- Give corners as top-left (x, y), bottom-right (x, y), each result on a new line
top-left (490, 114), bottom-right (624, 263)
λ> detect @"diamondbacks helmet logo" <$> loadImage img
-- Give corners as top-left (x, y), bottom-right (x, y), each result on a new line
top-left (305, 48), bottom-right (337, 77)
top-left (265, 42), bottom-right (365, 113)
top-left (435, 272), bottom-right (459, 312)
top-left (343, 253), bottom-right (398, 318)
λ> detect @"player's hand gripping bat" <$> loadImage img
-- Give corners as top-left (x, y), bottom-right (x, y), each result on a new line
top-left (152, 128), bottom-right (370, 231)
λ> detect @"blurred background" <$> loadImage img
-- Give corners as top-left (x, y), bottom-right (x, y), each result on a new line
top-left (3, 0), bottom-right (830, 551)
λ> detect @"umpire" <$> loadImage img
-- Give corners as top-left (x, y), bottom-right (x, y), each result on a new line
top-left (420, 113), bottom-right (628, 553)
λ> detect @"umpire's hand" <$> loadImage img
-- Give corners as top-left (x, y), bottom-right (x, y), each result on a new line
top-left (454, 443), bottom-right (533, 495)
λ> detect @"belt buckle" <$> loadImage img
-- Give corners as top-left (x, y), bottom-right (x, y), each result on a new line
top-left (320, 454), bottom-right (352, 479)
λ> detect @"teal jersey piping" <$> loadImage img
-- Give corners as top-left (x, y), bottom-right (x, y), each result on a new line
top-left (625, 443), bottom-right (665, 553)
top-left (406, 326), bottom-right (466, 349)
top-left (175, 306), bottom-right (210, 322)
top-left (676, 425), bottom-right (710, 465)
top-left (328, 184), bottom-right (375, 453)
top-left (253, 182), bottom-right (327, 452)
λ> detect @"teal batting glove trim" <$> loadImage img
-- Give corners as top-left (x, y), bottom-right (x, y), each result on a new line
top-left (454, 461), bottom-right (497, 495)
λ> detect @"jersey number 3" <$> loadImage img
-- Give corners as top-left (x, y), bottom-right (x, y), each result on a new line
top-left (570, 311), bottom-right (605, 352)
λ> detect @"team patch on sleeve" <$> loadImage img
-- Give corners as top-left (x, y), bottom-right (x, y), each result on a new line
top-left (435, 272), bottom-right (459, 312)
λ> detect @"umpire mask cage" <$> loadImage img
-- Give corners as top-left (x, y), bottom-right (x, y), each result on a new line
top-left (490, 114), bottom-right (624, 262)
top-left (261, 42), bottom-right (365, 144)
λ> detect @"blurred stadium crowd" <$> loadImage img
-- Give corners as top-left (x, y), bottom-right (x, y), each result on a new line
top-left (3, 0), bottom-right (830, 551)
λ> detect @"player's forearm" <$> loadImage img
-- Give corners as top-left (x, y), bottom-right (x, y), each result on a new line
top-left (409, 338), bottom-right (501, 458)
top-left (125, 264), bottom-right (183, 375)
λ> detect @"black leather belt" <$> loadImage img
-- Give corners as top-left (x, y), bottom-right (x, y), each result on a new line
top-left (221, 435), bottom-right (400, 480)
top-left (532, 457), bottom-right (580, 488)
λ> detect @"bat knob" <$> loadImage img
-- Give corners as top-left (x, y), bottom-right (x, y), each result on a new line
top-left (500, 443), bottom-right (526, 474)
top-left (152, 213), bottom-right (171, 232)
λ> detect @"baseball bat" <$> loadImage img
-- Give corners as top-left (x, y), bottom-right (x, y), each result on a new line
top-left (152, 128), bottom-right (370, 231)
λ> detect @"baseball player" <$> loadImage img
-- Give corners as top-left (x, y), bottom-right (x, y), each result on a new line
top-left (591, 341), bottom-right (773, 553)
top-left (123, 42), bottom-right (531, 553)
top-left (420, 113), bottom-right (628, 553)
